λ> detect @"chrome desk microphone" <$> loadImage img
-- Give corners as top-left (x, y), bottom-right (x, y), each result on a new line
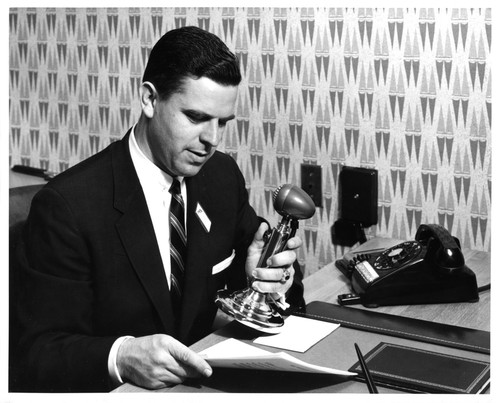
top-left (215, 184), bottom-right (316, 332)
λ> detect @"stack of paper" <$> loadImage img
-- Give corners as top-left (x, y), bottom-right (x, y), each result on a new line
top-left (200, 337), bottom-right (355, 376)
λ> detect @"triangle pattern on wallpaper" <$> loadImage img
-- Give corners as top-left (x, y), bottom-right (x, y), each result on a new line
top-left (9, 7), bottom-right (491, 273)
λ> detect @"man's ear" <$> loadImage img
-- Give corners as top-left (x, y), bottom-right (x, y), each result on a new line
top-left (140, 81), bottom-right (157, 118)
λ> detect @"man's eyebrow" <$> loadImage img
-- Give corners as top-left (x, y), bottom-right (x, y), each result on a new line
top-left (183, 109), bottom-right (235, 122)
top-left (220, 114), bottom-right (236, 123)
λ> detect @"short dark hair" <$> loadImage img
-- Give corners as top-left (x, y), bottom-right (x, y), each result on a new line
top-left (142, 26), bottom-right (241, 99)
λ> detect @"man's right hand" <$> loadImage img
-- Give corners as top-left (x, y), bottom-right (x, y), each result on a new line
top-left (116, 334), bottom-right (213, 389)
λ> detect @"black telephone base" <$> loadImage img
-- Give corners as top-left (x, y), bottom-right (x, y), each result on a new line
top-left (335, 225), bottom-right (480, 308)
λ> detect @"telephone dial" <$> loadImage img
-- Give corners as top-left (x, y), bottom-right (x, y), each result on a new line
top-left (337, 224), bottom-right (479, 307)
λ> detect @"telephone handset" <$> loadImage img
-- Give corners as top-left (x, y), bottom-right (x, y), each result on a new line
top-left (337, 224), bottom-right (479, 307)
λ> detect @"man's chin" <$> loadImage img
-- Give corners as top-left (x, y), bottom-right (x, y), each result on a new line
top-left (178, 164), bottom-right (205, 178)
top-left (175, 153), bottom-right (214, 177)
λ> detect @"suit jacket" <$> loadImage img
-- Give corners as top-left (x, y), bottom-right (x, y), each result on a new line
top-left (15, 132), bottom-right (304, 392)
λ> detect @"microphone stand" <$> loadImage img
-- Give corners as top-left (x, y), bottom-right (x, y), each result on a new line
top-left (215, 184), bottom-right (315, 332)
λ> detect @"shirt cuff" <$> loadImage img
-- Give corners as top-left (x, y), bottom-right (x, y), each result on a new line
top-left (108, 336), bottom-right (134, 386)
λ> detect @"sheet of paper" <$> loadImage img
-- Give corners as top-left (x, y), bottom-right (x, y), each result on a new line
top-left (253, 314), bottom-right (340, 352)
top-left (200, 338), bottom-right (355, 376)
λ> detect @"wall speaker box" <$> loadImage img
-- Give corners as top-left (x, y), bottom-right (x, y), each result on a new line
top-left (339, 166), bottom-right (378, 227)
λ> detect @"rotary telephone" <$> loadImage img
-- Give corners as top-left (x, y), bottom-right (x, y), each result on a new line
top-left (337, 224), bottom-right (479, 307)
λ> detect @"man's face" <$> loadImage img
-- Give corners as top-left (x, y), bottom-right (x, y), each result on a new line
top-left (144, 77), bottom-right (238, 178)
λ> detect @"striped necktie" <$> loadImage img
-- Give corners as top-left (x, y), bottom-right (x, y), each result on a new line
top-left (169, 179), bottom-right (186, 315)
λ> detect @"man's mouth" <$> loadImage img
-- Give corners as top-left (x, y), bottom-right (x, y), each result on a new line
top-left (188, 149), bottom-right (211, 163)
top-left (189, 149), bottom-right (208, 158)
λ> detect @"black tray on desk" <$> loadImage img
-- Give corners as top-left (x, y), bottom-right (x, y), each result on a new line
top-left (294, 301), bottom-right (490, 354)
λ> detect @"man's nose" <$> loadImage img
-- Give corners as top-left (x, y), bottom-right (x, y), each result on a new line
top-left (200, 120), bottom-right (221, 147)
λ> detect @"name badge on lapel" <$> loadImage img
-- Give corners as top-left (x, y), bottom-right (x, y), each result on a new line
top-left (195, 202), bottom-right (211, 233)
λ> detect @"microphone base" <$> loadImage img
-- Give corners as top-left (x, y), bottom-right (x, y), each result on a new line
top-left (215, 288), bottom-right (284, 333)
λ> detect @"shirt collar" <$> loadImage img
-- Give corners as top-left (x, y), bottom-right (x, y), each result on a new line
top-left (129, 125), bottom-right (184, 190)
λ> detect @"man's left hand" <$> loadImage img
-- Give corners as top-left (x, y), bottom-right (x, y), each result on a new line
top-left (245, 222), bottom-right (302, 295)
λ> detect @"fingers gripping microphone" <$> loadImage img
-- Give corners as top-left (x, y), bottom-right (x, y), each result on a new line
top-left (215, 184), bottom-right (316, 332)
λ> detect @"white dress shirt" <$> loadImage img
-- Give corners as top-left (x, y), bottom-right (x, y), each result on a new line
top-left (108, 127), bottom-right (187, 385)
top-left (128, 126), bottom-right (187, 287)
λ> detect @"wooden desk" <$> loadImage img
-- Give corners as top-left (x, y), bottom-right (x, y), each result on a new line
top-left (114, 238), bottom-right (491, 393)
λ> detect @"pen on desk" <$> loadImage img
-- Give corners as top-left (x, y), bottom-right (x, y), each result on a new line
top-left (354, 343), bottom-right (378, 394)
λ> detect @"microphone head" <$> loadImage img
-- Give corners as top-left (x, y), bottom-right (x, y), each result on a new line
top-left (273, 184), bottom-right (316, 220)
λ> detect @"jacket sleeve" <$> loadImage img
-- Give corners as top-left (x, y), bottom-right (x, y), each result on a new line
top-left (16, 186), bottom-right (116, 392)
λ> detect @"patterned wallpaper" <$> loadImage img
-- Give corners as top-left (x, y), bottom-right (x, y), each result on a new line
top-left (9, 8), bottom-right (492, 276)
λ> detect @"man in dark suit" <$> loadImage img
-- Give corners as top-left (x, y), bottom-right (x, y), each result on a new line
top-left (14, 26), bottom-right (304, 392)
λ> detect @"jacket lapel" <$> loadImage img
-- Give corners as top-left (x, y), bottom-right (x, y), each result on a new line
top-left (111, 133), bottom-right (176, 336)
